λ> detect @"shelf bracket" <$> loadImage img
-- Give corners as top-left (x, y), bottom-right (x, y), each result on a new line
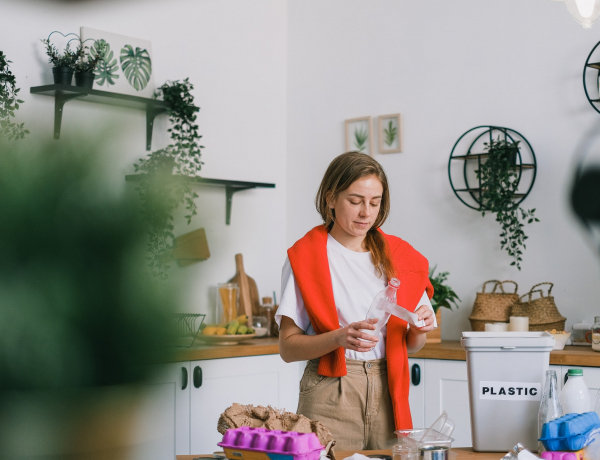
top-left (146, 106), bottom-right (165, 151)
top-left (54, 92), bottom-right (87, 139)
top-left (225, 185), bottom-right (254, 225)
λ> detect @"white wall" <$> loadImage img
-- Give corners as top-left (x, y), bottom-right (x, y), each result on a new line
top-left (287, 0), bottom-right (600, 339)
top-left (2, 0), bottom-right (287, 320)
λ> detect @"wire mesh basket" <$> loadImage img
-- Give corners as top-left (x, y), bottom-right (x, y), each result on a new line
top-left (171, 313), bottom-right (206, 348)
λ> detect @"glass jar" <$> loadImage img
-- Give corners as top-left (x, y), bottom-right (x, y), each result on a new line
top-left (592, 316), bottom-right (600, 352)
top-left (216, 283), bottom-right (239, 325)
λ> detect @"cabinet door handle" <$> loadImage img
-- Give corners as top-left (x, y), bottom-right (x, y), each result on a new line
top-left (193, 366), bottom-right (203, 388)
top-left (565, 372), bottom-right (569, 385)
top-left (182, 367), bottom-right (188, 390)
top-left (411, 364), bottom-right (421, 386)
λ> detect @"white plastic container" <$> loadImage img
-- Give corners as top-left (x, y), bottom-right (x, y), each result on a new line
top-left (560, 368), bottom-right (592, 414)
top-left (461, 332), bottom-right (554, 452)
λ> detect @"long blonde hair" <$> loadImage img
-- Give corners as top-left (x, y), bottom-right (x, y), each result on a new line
top-left (315, 151), bottom-right (395, 281)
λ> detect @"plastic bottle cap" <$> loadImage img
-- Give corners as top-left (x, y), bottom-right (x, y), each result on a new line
top-left (389, 278), bottom-right (401, 288)
top-left (568, 369), bottom-right (583, 376)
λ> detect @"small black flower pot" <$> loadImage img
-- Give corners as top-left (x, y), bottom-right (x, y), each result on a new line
top-left (75, 71), bottom-right (95, 89)
top-left (52, 67), bottom-right (74, 85)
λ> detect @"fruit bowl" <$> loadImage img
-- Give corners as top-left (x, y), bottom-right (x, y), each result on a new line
top-left (547, 331), bottom-right (571, 350)
top-left (197, 333), bottom-right (257, 346)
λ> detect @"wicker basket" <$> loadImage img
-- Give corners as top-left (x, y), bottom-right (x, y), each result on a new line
top-left (510, 282), bottom-right (566, 332)
top-left (468, 280), bottom-right (519, 331)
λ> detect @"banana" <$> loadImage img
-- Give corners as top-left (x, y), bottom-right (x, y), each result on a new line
top-left (203, 326), bottom-right (217, 336)
top-left (236, 315), bottom-right (248, 325)
top-left (247, 327), bottom-right (255, 334)
top-left (237, 325), bottom-right (248, 335)
top-left (227, 320), bottom-right (240, 335)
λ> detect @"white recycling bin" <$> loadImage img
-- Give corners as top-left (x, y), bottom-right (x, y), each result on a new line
top-left (461, 331), bottom-right (554, 452)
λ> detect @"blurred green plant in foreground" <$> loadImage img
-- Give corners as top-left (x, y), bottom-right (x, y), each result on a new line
top-left (0, 136), bottom-right (178, 393)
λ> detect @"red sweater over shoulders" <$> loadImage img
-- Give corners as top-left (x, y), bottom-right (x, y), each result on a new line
top-left (287, 225), bottom-right (433, 429)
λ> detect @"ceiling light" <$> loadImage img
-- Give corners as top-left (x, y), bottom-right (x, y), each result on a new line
top-left (553, 0), bottom-right (600, 28)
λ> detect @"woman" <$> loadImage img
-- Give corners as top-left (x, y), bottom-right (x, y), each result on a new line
top-left (276, 151), bottom-right (436, 451)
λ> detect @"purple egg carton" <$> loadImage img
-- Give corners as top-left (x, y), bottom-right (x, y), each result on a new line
top-left (218, 427), bottom-right (324, 460)
top-left (540, 452), bottom-right (579, 460)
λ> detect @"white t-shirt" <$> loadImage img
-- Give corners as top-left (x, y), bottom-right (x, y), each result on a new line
top-left (275, 234), bottom-right (435, 360)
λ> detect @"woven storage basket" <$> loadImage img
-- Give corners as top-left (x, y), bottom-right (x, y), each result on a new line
top-left (468, 280), bottom-right (519, 331)
top-left (510, 282), bottom-right (566, 332)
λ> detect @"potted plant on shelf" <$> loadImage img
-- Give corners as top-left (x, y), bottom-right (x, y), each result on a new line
top-left (0, 51), bottom-right (29, 140)
top-left (133, 78), bottom-right (203, 279)
top-left (476, 137), bottom-right (539, 270)
top-left (40, 31), bottom-right (84, 85)
top-left (428, 266), bottom-right (461, 343)
top-left (73, 40), bottom-right (106, 89)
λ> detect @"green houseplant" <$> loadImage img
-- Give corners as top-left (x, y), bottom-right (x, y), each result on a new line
top-left (427, 266), bottom-right (460, 343)
top-left (73, 40), bottom-right (106, 88)
top-left (0, 136), bottom-right (178, 459)
top-left (476, 137), bottom-right (539, 270)
top-left (133, 78), bottom-right (203, 278)
top-left (41, 32), bottom-right (84, 85)
top-left (0, 51), bottom-right (28, 140)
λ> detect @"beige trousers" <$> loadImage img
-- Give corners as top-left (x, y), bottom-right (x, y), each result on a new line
top-left (297, 358), bottom-right (397, 451)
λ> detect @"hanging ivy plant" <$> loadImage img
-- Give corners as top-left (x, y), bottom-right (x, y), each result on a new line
top-left (476, 137), bottom-right (539, 270)
top-left (134, 78), bottom-right (203, 278)
top-left (0, 51), bottom-right (29, 140)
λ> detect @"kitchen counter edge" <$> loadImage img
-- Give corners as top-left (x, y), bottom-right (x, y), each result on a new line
top-left (161, 339), bottom-right (600, 366)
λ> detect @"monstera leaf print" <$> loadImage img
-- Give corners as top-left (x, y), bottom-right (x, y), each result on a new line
top-left (120, 45), bottom-right (152, 91)
top-left (91, 39), bottom-right (119, 87)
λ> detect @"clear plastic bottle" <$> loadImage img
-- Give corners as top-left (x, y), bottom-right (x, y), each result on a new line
top-left (538, 370), bottom-right (563, 452)
top-left (362, 278), bottom-right (401, 337)
top-left (560, 368), bottom-right (592, 414)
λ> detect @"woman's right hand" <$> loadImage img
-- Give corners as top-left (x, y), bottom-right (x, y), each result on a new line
top-left (336, 320), bottom-right (379, 352)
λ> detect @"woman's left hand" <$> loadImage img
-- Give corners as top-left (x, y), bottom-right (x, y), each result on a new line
top-left (414, 305), bottom-right (436, 333)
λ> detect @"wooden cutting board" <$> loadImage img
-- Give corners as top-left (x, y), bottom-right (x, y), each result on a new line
top-left (228, 254), bottom-right (261, 321)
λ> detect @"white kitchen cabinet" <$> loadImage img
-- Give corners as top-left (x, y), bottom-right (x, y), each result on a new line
top-left (424, 359), bottom-right (472, 448)
top-left (189, 354), bottom-right (300, 454)
top-left (408, 358), bottom-right (425, 428)
top-left (131, 362), bottom-right (191, 460)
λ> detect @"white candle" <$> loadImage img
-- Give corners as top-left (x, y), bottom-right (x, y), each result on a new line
top-left (485, 323), bottom-right (509, 332)
top-left (509, 316), bottom-right (529, 332)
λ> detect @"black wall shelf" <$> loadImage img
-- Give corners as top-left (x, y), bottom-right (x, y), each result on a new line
top-left (30, 84), bottom-right (170, 150)
top-left (448, 126), bottom-right (537, 211)
top-left (125, 174), bottom-right (276, 225)
top-left (583, 41), bottom-right (600, 115)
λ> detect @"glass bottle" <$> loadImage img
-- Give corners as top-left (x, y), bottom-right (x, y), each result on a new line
top-left (592, 316), bottom-right (600, 352)
top-left (538, 370), bottom-right (563, 452)
top-left (362, 278), bottom-right (401, 337)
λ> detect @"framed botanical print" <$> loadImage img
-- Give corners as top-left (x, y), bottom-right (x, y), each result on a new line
top-left (344, 116), bottom-right (373, 156)
top-left (378, 113), bottom-right (402, 153)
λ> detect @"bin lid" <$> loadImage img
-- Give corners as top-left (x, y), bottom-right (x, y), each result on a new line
top-left (461, 331), bottom-right (555, 349)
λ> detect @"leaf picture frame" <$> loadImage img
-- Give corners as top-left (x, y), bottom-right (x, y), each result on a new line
top-left (378, 113), bottom-right (402, 153)
top-left (80, 27), bottom-right (155, 98)
top-left (344, 116), bottom-right (373, 156)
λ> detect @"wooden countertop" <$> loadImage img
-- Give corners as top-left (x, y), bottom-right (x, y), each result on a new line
top-left (177, 448), bottom-right (501, 460)
top-left (165, 337), bottom-right (600, 367)
top-left (165, 337), bottom-right (280, 362)
top-left (412, 341), bottom-right (600, 367)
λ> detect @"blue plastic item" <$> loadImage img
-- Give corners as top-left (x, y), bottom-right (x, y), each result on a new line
top-left (539, 412), bottom-right (600, 451)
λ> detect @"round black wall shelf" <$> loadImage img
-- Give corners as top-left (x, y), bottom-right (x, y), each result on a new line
top-left (448, 126), bottom-right (537, 211)
top-left (583, 40), bottom-right (600, 115)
